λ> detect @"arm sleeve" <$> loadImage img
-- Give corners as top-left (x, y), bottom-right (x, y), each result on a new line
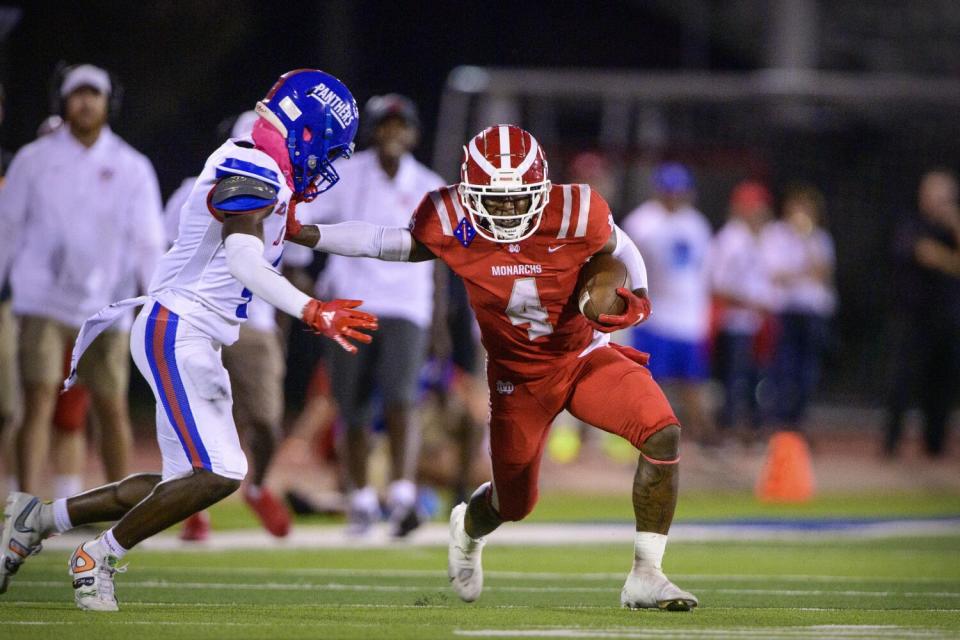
top-left (224, 233), bottom-right (311, 318)
top-left (0, 150), bottom-right (33, 283)
top-left (611, 224), bottom-right (648, 290)
top-left (311, 221), bottom-right (413, 261)
top-left (129, 159), bottom-right (166, 291)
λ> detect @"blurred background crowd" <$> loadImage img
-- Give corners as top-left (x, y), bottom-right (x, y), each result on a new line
top-left (0, 1), bottom-right (957, 540)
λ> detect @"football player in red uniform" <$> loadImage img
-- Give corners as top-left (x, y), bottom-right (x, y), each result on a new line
top-left (287, 125), bottom-right (697, 610)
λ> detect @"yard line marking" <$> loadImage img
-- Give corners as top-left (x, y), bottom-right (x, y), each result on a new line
top-left (85, 565), bottom-right (960, 584)
top-left (453, 627), bottom-right (954, 639)
top-left (709, 588), bottom-right (960, 598)
top-left (0, 620), bottom-right (385, 629)
top-left (12, 579), bottom-right (960, 598)
top-left (6, 600), bottom-right (960, 614)
top-left (36, 517), bottom-right (960, 551)
top-left (2, 622), bottom-right (952, 639)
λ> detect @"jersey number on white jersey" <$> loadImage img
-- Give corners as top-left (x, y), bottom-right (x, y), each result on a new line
top-left (506, 277), bottom-right (553, 340)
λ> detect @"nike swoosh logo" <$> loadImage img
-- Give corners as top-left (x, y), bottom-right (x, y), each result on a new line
top-left (547, 245), bottom-right (567, 253)
top-left (14, 497), bottom-right (39, 534)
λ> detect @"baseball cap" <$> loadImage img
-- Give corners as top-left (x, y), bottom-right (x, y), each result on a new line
top-left (569, 152), bottom-right (610, 182)
top-left (653, 163), bottom-right (694, 194)
top-left (60, 64), bottom-right (111, 97)
top-left (729, 180), bottom-right (772, 213)
top-left (363, 93), bottom-right (419, 130)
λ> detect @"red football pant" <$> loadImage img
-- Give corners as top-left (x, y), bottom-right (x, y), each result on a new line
top-left (486, 344), bottom-right (678, 522)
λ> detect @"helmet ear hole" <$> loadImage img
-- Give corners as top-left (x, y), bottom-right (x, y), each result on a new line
top-left (302, 126), bottom-right (313, 142)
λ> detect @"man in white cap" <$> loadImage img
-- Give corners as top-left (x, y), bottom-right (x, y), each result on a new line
top-left (0, 64), bottom-right (165, 494)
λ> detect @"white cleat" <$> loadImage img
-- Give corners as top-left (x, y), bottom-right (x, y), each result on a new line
top-left (621, 568), bottom-right (698, 611)
top-left (69, 540), bottom-right (125, 612)
top-left (1, 492), bottom-right (45, 594)
top-left (447, 502), bottom-right (485, 603)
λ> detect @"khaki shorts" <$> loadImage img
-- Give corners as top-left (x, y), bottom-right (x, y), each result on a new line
top-left (18, 315), bottom-right (130, 397)
top-left (221, 324), bottom-right (285, 429)
top-left (0, 301), bottom-right (19, 420)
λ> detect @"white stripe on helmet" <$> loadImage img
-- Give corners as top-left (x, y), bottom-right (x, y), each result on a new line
top-left (498, 125), bottom-right (511, 170)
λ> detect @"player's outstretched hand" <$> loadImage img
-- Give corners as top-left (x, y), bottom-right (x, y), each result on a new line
top-left (302, 299), bottom-right (378, 354)
top-left (588, 288), bottom-right (652, 333)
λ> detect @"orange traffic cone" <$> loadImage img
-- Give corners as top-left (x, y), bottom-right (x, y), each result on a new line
top-left (755, 430), bottom-right (815, 503)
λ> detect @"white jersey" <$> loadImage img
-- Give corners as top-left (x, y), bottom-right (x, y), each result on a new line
top-left (0, 126), bottom-right (164, 328)
top-left (621, 199), bottom-right (713, 342)
top-left (298, 150), bottom-right (443, 329)
top-left (163, 173), bottom-right (278, 333)
top-left (710, 218), bottom-right (776, 334)
top-left (760, 220), bottom-right (836, 316)
top-left (149, 139), bottom-right (290, 345)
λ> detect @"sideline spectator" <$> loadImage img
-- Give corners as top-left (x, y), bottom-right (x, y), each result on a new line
top-left (761, 183), bottom-right (836, 430)
top-left (0, 64), bottom-right (164, 493)
top-left (709, 180), bottom-right (775, 437)
top-left (622, 163), bottom-right (716, 445)
top-left (298, 94), bottom-right (444, 536)
top-left (884, 170), bottom-right (960, 457)
top-left (0, 83), bottom-right (20, 490)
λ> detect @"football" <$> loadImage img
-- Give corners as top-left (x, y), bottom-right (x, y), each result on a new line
top-left (575, 253), bottom-right (631, 323)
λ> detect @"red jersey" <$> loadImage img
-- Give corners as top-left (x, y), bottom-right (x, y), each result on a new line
top-left (410, 183), bottom-right (613, 380)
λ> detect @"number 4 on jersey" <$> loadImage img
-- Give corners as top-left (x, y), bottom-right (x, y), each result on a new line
top-left (506, 277), bottom-right (553, 340)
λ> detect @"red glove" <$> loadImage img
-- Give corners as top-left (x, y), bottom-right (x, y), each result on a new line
top-left (302, 299), bottom-right (378, 354)
top-left (587, 288), bottom-right (652, 334)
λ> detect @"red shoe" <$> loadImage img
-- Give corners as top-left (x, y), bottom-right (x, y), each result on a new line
top-left (180, 511), bottom-right (211, 542)
top-left (244, 486), bottom-right (291, 538)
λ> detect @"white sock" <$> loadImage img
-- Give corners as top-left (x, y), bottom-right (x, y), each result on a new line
top-left (632, 532), bottom-right (667, 572)
top-left (52, 498), bottom-right (73, 533)
top-left (351, 486), bottom-right (379, 514)
top-left (387, 479), bottom-right (416, 510)
top-left (99, 529), bottom-right (128, 559)
top-left (53, 474), bottom-right (83, 500)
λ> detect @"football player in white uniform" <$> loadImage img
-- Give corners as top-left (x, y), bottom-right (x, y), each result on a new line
top-left (0, 69), bottom-right (377, 611)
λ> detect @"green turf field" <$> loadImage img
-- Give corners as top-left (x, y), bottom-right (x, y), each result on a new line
top-left (201, 490), bottom-right (960, 531)
top-left (2, 534), bottom-right (959, 639)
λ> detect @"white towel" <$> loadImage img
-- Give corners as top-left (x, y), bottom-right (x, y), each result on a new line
top-left (63, 296), bottom-right (150, 391)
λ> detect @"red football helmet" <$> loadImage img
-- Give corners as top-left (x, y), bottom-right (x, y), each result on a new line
top-left (459, 125), bottom-right (550, 243)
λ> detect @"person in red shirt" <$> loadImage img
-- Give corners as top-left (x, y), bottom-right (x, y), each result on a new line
top-left (286, 125), bottom-right (697, 610)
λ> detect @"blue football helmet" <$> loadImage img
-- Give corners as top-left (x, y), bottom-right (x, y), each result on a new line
top-left (255, 69), bottom-right (359, 199)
